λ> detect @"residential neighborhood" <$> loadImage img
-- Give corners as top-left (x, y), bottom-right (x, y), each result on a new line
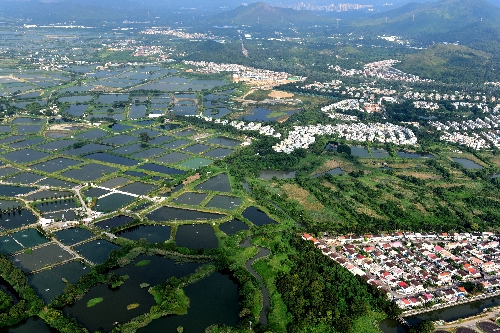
top-left (273, 122), bottom-right (417, 153)
top-left (304, 232), bottom-right (500, 312)
top-left (182, 60), bottom-right (306, 88)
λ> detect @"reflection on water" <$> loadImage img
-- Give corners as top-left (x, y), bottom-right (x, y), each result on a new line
top-left (451, 157), bottom-right (483, 169)
top-left (259, 170), bottom-right (296, 179)
top-left (380, 296), bottom-right (500, 333)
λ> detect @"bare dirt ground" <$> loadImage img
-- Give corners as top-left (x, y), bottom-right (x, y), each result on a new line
top-left (268, 90), bottom-right (294, 99)
top-left (183, 173), bottom-right (201, 185)
top-left (311, 159), bottom-right (341, 176)
top-left (47, 123), bottom-right (85, 131)
top-left (281, 183), bottom-right (324, 211)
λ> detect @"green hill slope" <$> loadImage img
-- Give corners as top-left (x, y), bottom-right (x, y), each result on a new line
top-left (359, 0), bottom-right (499, 32)
top-left (396, 43), bottom-right (498, 84)
top-left (211, 2), bottom-right (325, 27)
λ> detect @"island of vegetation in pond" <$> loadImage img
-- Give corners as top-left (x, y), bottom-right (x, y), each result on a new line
top-left (86, 297), bottom-right (103, 308)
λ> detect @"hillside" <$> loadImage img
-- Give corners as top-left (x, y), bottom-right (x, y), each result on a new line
top-left (396, 43), bottom-right (499, 84)
top-left (210, 2), bottom-right (325, 27)
top-left (358, 0), bottom-right (499, 32)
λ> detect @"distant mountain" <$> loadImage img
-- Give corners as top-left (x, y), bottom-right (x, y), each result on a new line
top-left (210, 2), bottom-right (325, 27)
top-left (356, 0), bottom-right (499, 34)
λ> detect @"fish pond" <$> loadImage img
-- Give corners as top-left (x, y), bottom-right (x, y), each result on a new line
top-left (147, 207), bottom-right (225, 222)
top-left (85, 152), bottom-right (139, 167)
top-left (175, 224), bottom-right (219, 249)
top-left (0, 209), bottom-right (37, 230)
top-left (203, 148), bottom-right (233, 159)
top-left (242, 207), bottom-right (277, 226)
top-left (11, 243), bottom-right (72, 272)
top-left (2, 149), bottom-right (50, 163)
top-left (119, 182), bottom-right (156, 196)
top-left (62, 164), bottom-right (118, 182)
top-left (73, 240), bottom-right (120, 265)
top-left (94, 215), bottom-right (134, 230)
top-left (178, 157), bottom-right (214, 169)
top-left (0, 235), bottom-right (23, 254)
top-left (396, 151), bottom-right (435, 159)
top-left (95, 193), bottom-right (137, 212)
top-left (219, 219), bottom-right (249, 235)
top-left (116, 225), bottom-right (171, 243)
top-left (28, 260), bottom-right (88, 303)
top-left (3, 317), bottom-right (58, 333)
top-left (63, 255), bottom-right (201, 332)
top-left (153, 152), bottom-right (191, 164)
top-left (30, 158), bottom-right (81, 173)
top-left (54, 228), bottom-right (95, 245)
top-left (184, 144), bottom-right (212, 154)
top-left (139, 163), bottom-right (185, 175)
top-left (195, 173), bottom-right (231, 192)
top-left (173, 192), bottom-right (207, 206)
top-left (451, 158), bottom-right (483, 169)
top-left (259, 170), bottom-right (296, 180)
top-left (207, 136), bottom-right (242, 147)
top-left (137, 271), bottom-right (239, 333)
top-left (205, 195), bottom-right (242, 210)
top-left (312, 168), bottom-right (344, 178)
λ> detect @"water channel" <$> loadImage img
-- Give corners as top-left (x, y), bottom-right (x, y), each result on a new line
top-left (380, 295), bottom-right (500, 333)
top-left (240, 237), bottom-right (271, 326)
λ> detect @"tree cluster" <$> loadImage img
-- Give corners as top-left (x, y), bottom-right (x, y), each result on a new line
top-left (276, 236), bottom-right (400, 333)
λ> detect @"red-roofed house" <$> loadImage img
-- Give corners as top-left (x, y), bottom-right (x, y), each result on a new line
top-left (364, 246), bottom-right (375, 253)
top-left (438, 272), bottom-right (451, 284)
top-left (482, 261), bottom-right (496, 272)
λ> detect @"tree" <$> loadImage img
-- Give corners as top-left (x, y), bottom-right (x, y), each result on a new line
top-left (0, 290), bottom-right (12, 312)
top-left (337, 144), bottom-right (351, 155)
top-left (408, 320), bottom-right (434, 333)
top-left (139, 132), bottom-right (151, 143)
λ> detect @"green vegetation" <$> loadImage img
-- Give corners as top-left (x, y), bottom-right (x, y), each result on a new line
top-left (135, 260), bottom-right (150, 267)
top-left (408, 320), bottom-right (435, 333)
top-left (0, 254), bottom-right (44, 328)
top-left (397, 44), bottom-right (497, 84)
top-left (254, 234), bottom-right (399, 333)
top-left (245, 90), bottom-right (272, 101)
top-left (86, 297), bottom-right (103, 308)
top-left (127, 303), bottom-right (140, 310)
top-left (0, 5), bottom-right (497, 331)
top-left (0, 291), bottom-right (12, 313)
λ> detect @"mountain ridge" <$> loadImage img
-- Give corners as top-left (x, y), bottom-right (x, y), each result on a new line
top-left (358, 0), bottom-right (499, 32)
top-left (210, 2), bottom-right (326, 27)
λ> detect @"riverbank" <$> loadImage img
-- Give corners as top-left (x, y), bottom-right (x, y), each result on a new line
top-left (433, 305), bottom-right (500, 331)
